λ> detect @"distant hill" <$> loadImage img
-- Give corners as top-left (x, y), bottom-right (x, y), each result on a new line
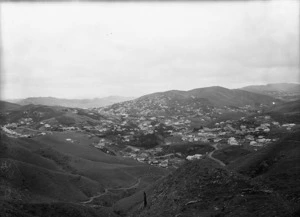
top-left (9, 96), bottom-right (135, 109)
top-left (0, 100), bottom-right (21, 111)
top-left (187, 86), bottom-right (279, 107)
top-left (240, 83), bottom-right (300, 101)
top-left (104, 86), bottom-right (280, 117)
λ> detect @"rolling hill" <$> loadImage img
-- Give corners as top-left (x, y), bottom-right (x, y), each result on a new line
top-left (0, 129), bottom-right (167, 216)
top-left (139, 86), bottom-right (280, 107)
top-left (1, 84), bottom-right (298, 217)
top-left (0, 132), bottom-right (167, 199)
top-left (187, 86), bottom-right (279, 107)
top-left (0, 103), bottom-right (117, 127)
top-left (103, 86), bottom-right (280, 117)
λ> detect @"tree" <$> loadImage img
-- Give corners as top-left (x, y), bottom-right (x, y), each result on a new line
top-left (143, 191), bottom-right (147, 208)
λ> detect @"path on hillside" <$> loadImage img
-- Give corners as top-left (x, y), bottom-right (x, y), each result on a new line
top-left (81, 189), bottom-right (109, 204)
top-left (208, 144), bottom-right (226, 167)
top-left (81, 178), bottom-right (141, 204)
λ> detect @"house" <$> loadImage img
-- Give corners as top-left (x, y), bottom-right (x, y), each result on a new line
top-left (159, 160), bottom-right (168, 168)
top-left (228, 137), bottom-right (239, 146)
top-left (137, 157), bottom-right (146, 162)
top-left (245, 135), bottom-right (255, 141)
top-left (250, 141), bottom-right (263, 147)
top-left (186, 154), bottom-right (203, 161)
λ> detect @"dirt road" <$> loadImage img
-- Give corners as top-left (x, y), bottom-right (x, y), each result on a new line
top-left (81, 178), bottom-right (141, 204)
top-left (208, 144), bottom-right (226, 166)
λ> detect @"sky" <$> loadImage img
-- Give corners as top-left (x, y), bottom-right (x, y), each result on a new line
top-left (1, 0), bottom-right (299, 99)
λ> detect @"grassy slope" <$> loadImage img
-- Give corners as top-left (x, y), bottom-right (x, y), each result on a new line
top-left (0, 201), bottom-right (119, 217)
top-left (0, 132), bottom-right (167, 204)
top-left (228, 128), bottom-right (300, 211)
top-left (125, 159), bottom-right (292, 217)
top-left (116, 131), bottom-right (300, 216)
top-left (0, 101), bottom-right (21, 111)
top-left (31, 133), bottom-right (167, 187)
top-left (213, 146), bottom-right (252, 165)
top-left (266, 100), bottom-right (300, 124)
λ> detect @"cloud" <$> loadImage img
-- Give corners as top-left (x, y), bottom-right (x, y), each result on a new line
top-left (1, 1), bottom-right (299, 99)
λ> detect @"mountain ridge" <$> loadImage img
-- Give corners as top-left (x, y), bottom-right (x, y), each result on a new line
top-left (240, 83), bottom-right (300, 101)
top-left (101, 85), bottom-right (281, 118)
top-left (7, 96), bottom-right (135, 109)
top-left (5, 83), bottom-right (297, 109)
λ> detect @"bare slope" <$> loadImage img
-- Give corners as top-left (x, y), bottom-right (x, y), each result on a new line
top-left (120, 159), bottom-right (292, 217)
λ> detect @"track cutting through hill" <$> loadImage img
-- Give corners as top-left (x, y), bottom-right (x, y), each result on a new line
top-left (208, 144), bottom-right (226, 166)
top-left (81, 178), bottom-right (141, 204)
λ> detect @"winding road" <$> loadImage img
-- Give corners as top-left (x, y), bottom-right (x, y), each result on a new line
top-left (81, 178), bottom-right (141, 204)
top-left (208, 144), bottom-right (226, 166)
top-left (82, 145), bottom-right (225, 205)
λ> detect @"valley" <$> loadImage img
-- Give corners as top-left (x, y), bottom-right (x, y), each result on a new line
top-left (0, 84), bottom-right (300, 217)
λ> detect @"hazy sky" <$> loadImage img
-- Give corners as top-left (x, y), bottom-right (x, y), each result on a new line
top-left (1, 0), bottom-right (299, 99)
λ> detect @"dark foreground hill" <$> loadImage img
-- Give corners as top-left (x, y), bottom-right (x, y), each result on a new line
top-left (229, 127), bottom-right (300, 211)
top-left (118, 159), bottom-right (293, 217)
top-left (0, 201), bottom-right (118, 217)
top-left (0, 131), bottom-right (167, 216)
top-left (114, 129), bottom-right (300, 217)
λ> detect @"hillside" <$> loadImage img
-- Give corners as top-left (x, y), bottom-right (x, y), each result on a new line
top-left (113, 119), bottom-right (300, 216)
top-left (240, 83), bottom-right (300, 101)
top-left (117, 159), bottom-right (293, 217)
top-left (0, 201), bottom-right (119, 217)
top-left (0, 101), bottom-right (22, 124)
top-left (0, 101), bottom-right (21, 111)
top-left (101, 86), bottom-right (279, 117)
top-left (0, 130), bottom-right (167, 216)
top-left (0, 103), bottom-right (118, 127)
top-left (1, 85), bottom-right (299, 217)
top-left (229, 128), bottom-right (300, 211)
top-left (187, 86), bottom-right (279, 107)
top-left (265, 99), bottom-right (300, 124)
top-left (9, 96), bottom-right (135, 109)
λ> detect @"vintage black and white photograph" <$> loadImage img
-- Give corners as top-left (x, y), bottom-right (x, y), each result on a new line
top-left (0, 0), bottom-right (299, 216)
